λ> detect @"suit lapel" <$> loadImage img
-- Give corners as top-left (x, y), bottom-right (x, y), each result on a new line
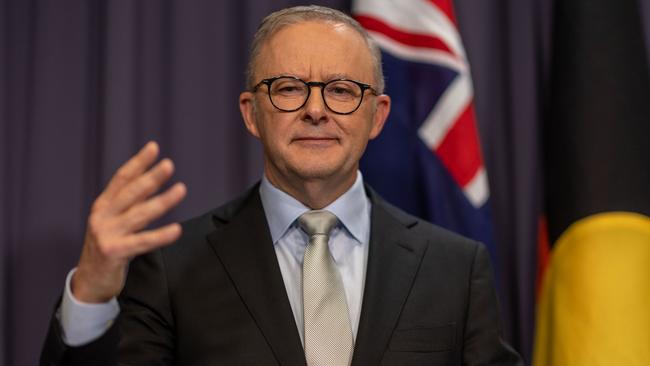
top-left (206, 191), bottom-right (307, 366)
top-left (352, 194), bottom-right (429, 366)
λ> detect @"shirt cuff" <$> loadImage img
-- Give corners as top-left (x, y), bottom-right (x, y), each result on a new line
top-left (58, 268), bottom-right (120, 346)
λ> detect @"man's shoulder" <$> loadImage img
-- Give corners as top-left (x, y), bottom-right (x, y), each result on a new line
top-left (369, 187), bottom-right (482, 255)
top-left (171, 183), bottom-right (261, 245)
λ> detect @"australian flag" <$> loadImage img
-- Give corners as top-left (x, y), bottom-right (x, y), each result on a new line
top-left (353, 0), bottom-right (497, 263)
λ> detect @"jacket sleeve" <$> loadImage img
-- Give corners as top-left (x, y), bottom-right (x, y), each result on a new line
top-left (40, 250), bottom-right (174, 366)
top-left (39, 304), bottom-right (119, 366)
top-left (462, 244), bottom-right (523, 366)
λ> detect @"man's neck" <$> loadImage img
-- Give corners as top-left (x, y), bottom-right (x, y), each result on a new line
top-left (264, 169), bottom-right (357, 210)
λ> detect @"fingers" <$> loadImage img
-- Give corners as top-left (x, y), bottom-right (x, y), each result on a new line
top-left (75, 142), bottom-right (187, 302)
top-left (119, 182), bottom-right (187, 234)
top-left (106, 158), bottom-right (176, 215)
top-left (86, 142), bottom-right (187, 255)
top-left (102, 141), bottom-right (160, 201)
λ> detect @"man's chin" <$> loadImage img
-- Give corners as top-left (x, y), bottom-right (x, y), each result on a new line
top-left (291, 167), bottom-right (339, 181)
top-left (287, 162), bottom-right (354, 183)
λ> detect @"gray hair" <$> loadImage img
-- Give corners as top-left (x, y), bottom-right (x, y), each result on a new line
top-left (246, 5), bottom-right (385, 94)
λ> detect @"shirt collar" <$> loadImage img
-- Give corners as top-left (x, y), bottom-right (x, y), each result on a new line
top-left (259, 171), bottom-right (369, 245)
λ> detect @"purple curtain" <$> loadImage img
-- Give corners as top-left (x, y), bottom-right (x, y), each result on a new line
top-left (2, 0), bottom-right (649, 364)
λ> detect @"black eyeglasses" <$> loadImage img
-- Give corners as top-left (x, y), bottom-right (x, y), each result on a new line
top-left (252, 76), bottom-right (378, 115)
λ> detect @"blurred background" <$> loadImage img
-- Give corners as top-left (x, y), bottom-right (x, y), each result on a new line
top-left (1, 0), bottom-right (649, 365)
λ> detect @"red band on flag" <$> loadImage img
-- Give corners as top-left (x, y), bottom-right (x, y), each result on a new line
top-left (434, 103), bottom-right (482, 187)
top-left (355, 15), bottom-right (455, 55)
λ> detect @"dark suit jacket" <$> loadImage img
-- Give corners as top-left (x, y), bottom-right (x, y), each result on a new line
top-left (41, 184), bottom-right (521, 365)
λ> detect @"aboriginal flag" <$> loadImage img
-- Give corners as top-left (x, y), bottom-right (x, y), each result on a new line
top-left (533, 0), bottom-right (650, 364)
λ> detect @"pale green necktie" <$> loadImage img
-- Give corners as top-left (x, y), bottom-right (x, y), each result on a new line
top-left (299, 210), bottom-right (354, 366)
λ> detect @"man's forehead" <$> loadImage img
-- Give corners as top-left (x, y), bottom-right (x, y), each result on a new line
top-left (254, 21), bottom-right (374, 81)
top-left (268, 19), bottom-right (357, 40)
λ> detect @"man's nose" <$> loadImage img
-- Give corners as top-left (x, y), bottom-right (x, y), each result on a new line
top-left (301, 86), bottom-right (329, 124)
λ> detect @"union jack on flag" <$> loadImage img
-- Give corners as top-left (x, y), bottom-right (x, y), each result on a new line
top-left (353, 0), bottom-right (497, 261)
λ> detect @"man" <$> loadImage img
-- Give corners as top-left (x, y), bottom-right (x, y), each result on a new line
top-left (41, 5), bottom-right (521, 365)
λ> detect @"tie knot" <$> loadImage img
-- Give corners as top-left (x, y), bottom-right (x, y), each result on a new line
top-left (298, 210), bottom-right (338, 237)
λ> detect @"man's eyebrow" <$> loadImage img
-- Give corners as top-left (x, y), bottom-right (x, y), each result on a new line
top-left (268, 73), bottom-right (355, 81)
top-left (323, 73), bottom-right (351, 81)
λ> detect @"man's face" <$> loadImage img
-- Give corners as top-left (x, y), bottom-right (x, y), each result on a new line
top-left (240, 21), bottom-right (390, 197)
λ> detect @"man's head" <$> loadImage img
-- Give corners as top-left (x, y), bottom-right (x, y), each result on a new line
top-left (239, 6), bottom-right (391, 208)
top-left (246, 6), bottom-right (385, 94)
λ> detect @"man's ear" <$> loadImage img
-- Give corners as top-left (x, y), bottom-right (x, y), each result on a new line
top-left (369, 94), bottom-right (391, 140)
top-left (239, 91), bottom-right (260, 138)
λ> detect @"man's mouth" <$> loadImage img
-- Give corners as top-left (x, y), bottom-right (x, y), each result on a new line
top-left (292, 136), bottom-right (339, 146)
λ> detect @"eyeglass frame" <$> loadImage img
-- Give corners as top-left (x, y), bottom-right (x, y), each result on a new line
top-left (251, 75), bottom-right (379, 115)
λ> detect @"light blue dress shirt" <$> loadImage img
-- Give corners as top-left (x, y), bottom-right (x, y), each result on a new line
top-left (60, 171), bottom-right (371, 347)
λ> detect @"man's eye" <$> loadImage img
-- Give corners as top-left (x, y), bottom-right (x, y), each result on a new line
top-left (279, 86), bottom-right (299, 92)
top-left (274, 84), bottom-right (304, 95)
top-left (331, 87), bottom-right (352, 95)
top-left (326, 83), bottom-right (356, 98)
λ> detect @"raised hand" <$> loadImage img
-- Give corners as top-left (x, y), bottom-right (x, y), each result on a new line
top-left (71, 142), bottom-right (187, 303)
